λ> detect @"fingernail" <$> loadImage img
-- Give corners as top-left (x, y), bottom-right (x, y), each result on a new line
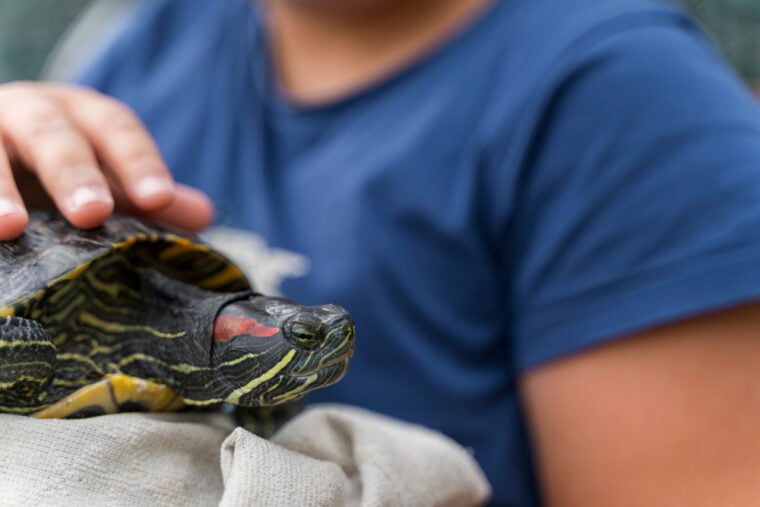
top-left (67, 187), bottom-right (114, 211)
top-left (0, 198), bottom-right (25, 217)
top-left (134, 175), bottom-right (175, 200)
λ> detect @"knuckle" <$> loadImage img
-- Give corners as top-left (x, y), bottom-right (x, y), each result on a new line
top-left (105, 135), bottom-right (157, 163)
top-left (106, 113), bottom-right (144, 134)
top-left (0, 97), bottom-right (78, 142)
top-left (9, 101), bottom-right (77, 145)
top-left (94, 98), bottom-right (143, 131)
top-left (27, 116), bottom-right (77, 140)
top-left (31, 134), bottom-right (94, 172)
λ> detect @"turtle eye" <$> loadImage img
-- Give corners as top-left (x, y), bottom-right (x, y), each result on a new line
top-left (284, 320), bottom-right (323, 350)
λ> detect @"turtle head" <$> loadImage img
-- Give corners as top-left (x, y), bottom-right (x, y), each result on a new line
top-left (211, 294), bottom-right (354, 407)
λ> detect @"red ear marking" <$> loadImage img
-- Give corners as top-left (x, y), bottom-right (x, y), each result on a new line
top-left (213, 315), bottom-right (279, 342)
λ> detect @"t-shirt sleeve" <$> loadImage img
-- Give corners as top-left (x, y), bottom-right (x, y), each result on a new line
top-left (510, 16), bottom-right (760, 370)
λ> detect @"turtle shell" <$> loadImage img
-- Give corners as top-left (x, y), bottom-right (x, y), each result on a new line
top-left (0, 210), bottom-right (254, 416)
top-left (0, 211), bottom-right (251, 314)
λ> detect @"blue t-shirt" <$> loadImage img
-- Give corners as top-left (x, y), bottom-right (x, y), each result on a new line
top-left (77, 0), bottom-right (760, 505)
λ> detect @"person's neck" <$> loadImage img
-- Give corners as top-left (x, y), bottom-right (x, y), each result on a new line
top-left (263, 0), bottom-right (493, 105)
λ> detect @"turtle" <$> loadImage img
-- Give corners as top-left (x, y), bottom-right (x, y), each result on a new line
top-left (0, 210), bottom-right (354, 426)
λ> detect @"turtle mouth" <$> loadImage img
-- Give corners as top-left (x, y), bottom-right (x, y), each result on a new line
top-left (289, 342), bottom-right (354, 378)
top-left (264, 358), bottom-right (350, 406)
top-left (289, 358), bottom-right (351, 385)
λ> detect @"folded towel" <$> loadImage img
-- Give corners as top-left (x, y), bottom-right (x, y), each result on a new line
top-left (0, 404), bottom-right (490, 506)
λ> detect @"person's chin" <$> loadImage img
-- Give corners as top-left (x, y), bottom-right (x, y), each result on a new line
top-left (280, 0), bottom-right (398, 15)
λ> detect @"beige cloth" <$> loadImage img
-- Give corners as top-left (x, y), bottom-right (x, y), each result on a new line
top-left (0, 404), bottom-right (491, 506)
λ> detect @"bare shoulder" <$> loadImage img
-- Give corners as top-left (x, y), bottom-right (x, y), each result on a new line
top-left (521, 302), bottom-right (760, 506)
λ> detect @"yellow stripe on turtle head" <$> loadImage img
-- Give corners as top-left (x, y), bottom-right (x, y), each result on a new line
top-left (224, 350), bottom-right (297, 404)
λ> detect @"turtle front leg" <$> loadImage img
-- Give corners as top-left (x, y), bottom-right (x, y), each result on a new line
top-left (0, 316), bottom-right (57, 414)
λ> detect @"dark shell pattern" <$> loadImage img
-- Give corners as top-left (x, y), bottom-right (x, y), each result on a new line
top-left (0, 211), bottom-right (354, 425)
top-left (0, 211), bottom-right (249, 310)
top-left (0, 211), bottom-right (251, 416)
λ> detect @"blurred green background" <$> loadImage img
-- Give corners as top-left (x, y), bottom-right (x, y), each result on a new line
top-left (0, 0), bottom-right (92, 82)
top-left (682, 0), bottom-right (760, 81)
top-left (0, 0), bottom-right (758, 82)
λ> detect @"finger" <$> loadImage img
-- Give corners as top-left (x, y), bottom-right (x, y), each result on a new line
top-left (143, 184), bottom-right (214, 232)
top-left (0, 91), bottom-right (114, 229)
top-left (49, 85), bottom-right (175, 212)
top-left (0, 146), bottom-right (28, 240)
top-left (91, 169), bottom-right (213, 231)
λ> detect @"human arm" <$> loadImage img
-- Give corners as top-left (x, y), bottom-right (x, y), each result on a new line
top-left (0, 82), bottom-right (213, 240)
top-left (522, 301), bottom-right (760, 506)
top-left (501, 11), bottom-right (760, 504)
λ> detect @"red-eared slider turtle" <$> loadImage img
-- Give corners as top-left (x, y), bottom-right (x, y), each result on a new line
top-left (0, 211), bottom-right (354, 422)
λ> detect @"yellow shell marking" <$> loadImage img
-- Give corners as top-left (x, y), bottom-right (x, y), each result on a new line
top-left (157, 237), bottom-right (207, 260)
top-left (32, 374), bottom-right (184, 419)
top-left (57, 259), bottom-right (93, 283)
top-left (196, 264), bottom-right (247, 290)
top-left (83, 270), bottom-right (141, 300)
